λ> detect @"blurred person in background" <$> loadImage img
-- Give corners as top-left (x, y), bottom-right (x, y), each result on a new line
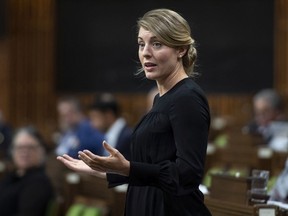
top-left (0, 126), bottom-right (54, 216)
top-left (55, 96), bottom-right (105, 158)
top-left (0, 109), bottom-right (13, 159)
top-left (88, 93), bottom-right (132, 160)
top-left (146, 86), bottom-right (158, 112)
top-left (243, 88), bottom-right (288, 151)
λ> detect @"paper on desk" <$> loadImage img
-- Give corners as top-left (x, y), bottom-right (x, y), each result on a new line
top-left (267, 200), bottom-right (288, 210)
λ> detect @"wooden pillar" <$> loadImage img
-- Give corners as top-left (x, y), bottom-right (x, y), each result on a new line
top-left (7, 0), bottom-right (57, 141)
top-left (0, 39), bottom-right (10, 120)
top-left (274, 0), bottom-right (288, 96)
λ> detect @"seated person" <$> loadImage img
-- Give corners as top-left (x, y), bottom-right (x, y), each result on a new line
top-left (146, 86), bottom-right (158, 112)
top-left (88, 93), bottom-right (132, 160)
top-left (55, 96), bottom-right (105, 158)
top-left (243, 88), bottom-right (288, 151)
top-left (0, 126), bottom-right (54, 216)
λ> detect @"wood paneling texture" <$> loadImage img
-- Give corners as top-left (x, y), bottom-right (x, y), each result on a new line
top-left (274, 0), bottom-right (288, 96)
top-left (6, 0), bottom-right (57, 142)
top-left (0, 0), bottom-right (287, 146)
top-left (0, 40), bottom-right (10, 119)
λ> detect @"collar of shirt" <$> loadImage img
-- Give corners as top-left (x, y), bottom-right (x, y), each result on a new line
top-left (105, 118), bottom-right (126, 150)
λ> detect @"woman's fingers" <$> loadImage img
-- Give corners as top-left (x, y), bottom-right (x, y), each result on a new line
top-left (78, 150), bottom-right (111, 172)
top-left (78, 151), bottom-right (92, 164)
top-left (62, 154), bottom-right (77, 162)
top-left (78, 151), bottom-right (102, 168)
top-left (103, 140), bottom-right (119, 157)
top-left (75, 143), bottom-right (128, 176)
top-left (57, 156), bottom-right (76, 169)
top-left (82, 150), bottom-right (102, 160)
top-left (56, 156), bottom-right (65, 162)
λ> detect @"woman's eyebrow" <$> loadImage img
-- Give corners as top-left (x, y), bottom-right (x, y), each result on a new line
top-left (137, 36), bottom-right (157, 41)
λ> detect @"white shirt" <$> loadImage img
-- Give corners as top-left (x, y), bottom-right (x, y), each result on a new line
top-left (104, 118), bottom-right (126, 155)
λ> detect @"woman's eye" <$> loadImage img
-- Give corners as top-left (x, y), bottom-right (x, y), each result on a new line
top-left (153, 42), bottom-right (162, 48)
top-left (138, 42), bottom-right (145, 48)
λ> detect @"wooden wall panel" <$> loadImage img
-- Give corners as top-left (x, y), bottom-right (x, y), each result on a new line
top-left (207, 94), bottom-right (253, 126)
top-left (274, 0), bottom-right (288, 96)
top-left (0, 40), bottom-right (10, 120)
top-left (6, 0), bottom-right (57, 142)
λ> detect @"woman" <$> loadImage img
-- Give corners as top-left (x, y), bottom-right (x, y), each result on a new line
top-left (0, 126), bottom-right (54, 216)
top-left (58, 8), bottom-right (211, 215)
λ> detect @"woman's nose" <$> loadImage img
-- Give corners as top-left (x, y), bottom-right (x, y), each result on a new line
top-left (142, 44), bottom-right (152, 57)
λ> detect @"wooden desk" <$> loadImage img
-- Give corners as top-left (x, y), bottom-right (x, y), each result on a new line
top-left (209, 174), bottom-right (251, 205)
top-left (205, 196), bottom-right (254, 216)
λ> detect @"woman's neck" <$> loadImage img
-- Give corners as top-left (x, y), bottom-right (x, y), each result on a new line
top-left (157, 70), bottom-right (188, 96)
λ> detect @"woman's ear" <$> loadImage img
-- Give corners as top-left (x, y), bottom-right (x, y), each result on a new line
top-left (177, 46), bottom-right (188, 58)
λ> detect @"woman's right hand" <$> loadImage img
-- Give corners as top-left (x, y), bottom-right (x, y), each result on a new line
top-left (57, 154), bottom-right (106, 179)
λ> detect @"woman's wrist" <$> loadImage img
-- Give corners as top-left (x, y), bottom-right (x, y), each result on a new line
top-left (91, 170), bottom-right (106, 179)
top-left (122, 160), bottom-right (130, 176)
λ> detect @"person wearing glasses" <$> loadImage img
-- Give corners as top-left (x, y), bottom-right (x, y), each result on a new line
top-left (0, 126), bottom-right (54, 216)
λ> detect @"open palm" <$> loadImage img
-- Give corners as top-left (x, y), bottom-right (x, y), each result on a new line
top-left (57, 154), bottom-right (105, 177)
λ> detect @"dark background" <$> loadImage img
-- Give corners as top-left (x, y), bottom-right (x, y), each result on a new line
top-left (56, 0), bottom-right (274, 93)
top-left (0, 0), bottom-right (6, 38)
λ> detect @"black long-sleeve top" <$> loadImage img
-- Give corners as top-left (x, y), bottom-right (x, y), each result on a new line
top-left (0, 166), bottom-right (54, 216)
top-left (107, 78), bottom-right (212, 216)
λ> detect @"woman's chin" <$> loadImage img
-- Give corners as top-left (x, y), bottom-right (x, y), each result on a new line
top-left (145, 72), bottom-right (158, 81)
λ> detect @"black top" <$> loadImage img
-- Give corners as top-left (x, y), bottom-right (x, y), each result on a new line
top-left (107, 78), bottom-right (211, 216)
top-left (0, 166), bottom-right (54, 216)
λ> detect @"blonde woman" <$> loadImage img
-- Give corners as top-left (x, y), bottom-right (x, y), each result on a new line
top-left (58, 8), bottom-right (211, 216)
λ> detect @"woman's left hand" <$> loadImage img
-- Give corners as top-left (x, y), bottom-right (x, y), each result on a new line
top-left (78, 140), bottom-right (130, 176)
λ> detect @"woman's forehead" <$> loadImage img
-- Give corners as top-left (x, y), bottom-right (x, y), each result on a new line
top-left (13, 132), bottom-right (38, 145)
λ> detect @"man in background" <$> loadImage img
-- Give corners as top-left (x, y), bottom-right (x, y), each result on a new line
top-left (88, 93), bottom-right (132, 160)
top-left (243, 88), bottom-right (288, 151)
top-left (55, 96), bottom-right (104, 158)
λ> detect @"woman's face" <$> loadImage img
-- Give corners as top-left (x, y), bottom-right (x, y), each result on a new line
top-left (138, 27), bottom-right (182, 82)
top-left (12, 132), bottom-right (44, 171)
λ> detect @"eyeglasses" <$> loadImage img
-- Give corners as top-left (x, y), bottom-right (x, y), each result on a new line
top-left (13, 144), bottom-right (40, 152)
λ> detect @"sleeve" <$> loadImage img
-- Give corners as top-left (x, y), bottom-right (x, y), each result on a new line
top-left (106, 173), bottom-right (129, 188)
top-left (128, 90), bottom-right (210, 196)
top-left (17, 176), bottom-right (53, 216)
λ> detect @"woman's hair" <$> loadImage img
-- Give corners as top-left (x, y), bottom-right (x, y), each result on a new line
top-left (137, 8), bottom-right (197, 77)
top-left (12, 125), bottom-right (48, 152)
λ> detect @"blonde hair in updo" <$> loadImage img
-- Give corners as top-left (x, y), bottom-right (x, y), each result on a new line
top-left (137, 8), bottom-right (197, 77)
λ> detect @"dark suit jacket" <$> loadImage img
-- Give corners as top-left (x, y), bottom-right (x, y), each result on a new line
top-left (116, 124), bottom-right (133, 161)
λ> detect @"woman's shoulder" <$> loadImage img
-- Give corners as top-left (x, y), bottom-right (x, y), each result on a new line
top-left (170, 78), bottom-right (208, 105)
